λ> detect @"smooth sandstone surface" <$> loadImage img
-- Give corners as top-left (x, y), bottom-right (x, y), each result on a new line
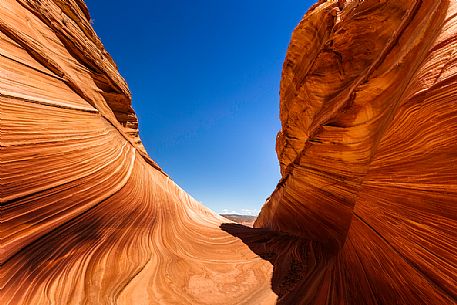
top-left (1, 0), bottom-right (456, 305)
top-left (0, 1), bottom-right (275, 304)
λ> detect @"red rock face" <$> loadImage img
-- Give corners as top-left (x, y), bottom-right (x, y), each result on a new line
top-left (1, 0), bottom-right (456, 304)
top-left (255, 0), bottom-right (457, 303)
top-left (0, 1), bottom-right (275, 304)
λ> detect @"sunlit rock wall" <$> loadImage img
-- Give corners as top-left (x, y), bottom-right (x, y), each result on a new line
top-left (0, 1), bottom-right (276, 304)
top-left (256, 0), bottom-right (457, 303)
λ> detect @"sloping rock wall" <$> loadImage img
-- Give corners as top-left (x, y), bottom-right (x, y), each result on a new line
top-left (255, 0), bottom-right (457, 303)
top-left (0, 1), bottom-right (276, 304)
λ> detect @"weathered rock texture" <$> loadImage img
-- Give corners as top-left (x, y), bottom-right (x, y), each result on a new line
top-left (0, 1), bottom-right (275, 304)
top-left (1, 0), bottom-right (456, 304)
top-left (255, 0), bottom-right (457, 304)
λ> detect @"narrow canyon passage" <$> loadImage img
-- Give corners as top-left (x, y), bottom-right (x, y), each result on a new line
top-left (1, 0), bottom-right (456, 304)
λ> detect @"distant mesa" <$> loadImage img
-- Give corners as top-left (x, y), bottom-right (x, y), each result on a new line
top-left (220, 214), bottom-right (257, 227)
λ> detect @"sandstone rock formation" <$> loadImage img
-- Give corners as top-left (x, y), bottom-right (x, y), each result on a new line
top-left (255, 0), bottom-right (457, 303)
top-left (0, 1), bottom-right (275, 304)
top-left (1, 0), bottom-right (456, 305)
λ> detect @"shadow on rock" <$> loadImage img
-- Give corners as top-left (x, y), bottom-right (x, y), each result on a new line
top-left (220, 223), bottom-right (338, 305)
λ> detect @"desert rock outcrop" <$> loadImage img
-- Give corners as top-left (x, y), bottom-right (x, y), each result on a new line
top-left (0, 1), bottom-right (275, 304)
top-left (1, 0), bottom-right (456, 305)
top-left (256, 0), bottom-right (457, 304)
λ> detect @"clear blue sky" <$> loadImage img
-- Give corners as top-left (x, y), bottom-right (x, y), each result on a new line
top-left (85, 0), bottom-right (311, 215)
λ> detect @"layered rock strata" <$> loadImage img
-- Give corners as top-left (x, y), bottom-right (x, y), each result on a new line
top-left (1, 0), bottom-right (456, 304)
top-left (0, 1), bottom-right (275, 304)
top-left (256, 0), bottom-right (457, 304)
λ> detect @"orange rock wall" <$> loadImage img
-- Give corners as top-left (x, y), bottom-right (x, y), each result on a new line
top-left (0, 1), bottom-right (276, 304)
top-left (255, 0), bottom-right (457, 303)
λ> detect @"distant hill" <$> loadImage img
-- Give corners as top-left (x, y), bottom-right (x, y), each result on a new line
top-left (220, 214), bottom-right (257, 227)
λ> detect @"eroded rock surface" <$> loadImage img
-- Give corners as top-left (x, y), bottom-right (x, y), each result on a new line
top-left (256, 0), bottom-right (457, 304)
top-left (0, 1), bottom-right (275, 304)
top-left (1, 0), bottom-right (456, 305)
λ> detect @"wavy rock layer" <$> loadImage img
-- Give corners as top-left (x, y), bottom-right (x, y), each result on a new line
top-left (256, 0), bottom-right (457, 304)
top-left (1, 0), bottom-right (456, 305)
top-left (0, 1), bottom-right (275, 304)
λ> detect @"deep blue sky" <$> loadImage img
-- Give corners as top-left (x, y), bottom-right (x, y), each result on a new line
top-left (85, 0), bottom-right (311, 215)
